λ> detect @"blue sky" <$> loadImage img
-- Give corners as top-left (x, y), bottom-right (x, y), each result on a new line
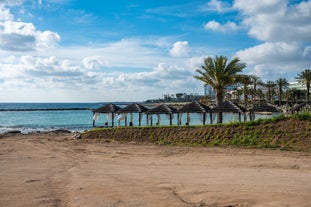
top-left (0, 0), bottom-right (310, 102)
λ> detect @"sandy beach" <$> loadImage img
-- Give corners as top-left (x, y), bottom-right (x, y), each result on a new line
top-left (0, 133), bottom-right (311, 207)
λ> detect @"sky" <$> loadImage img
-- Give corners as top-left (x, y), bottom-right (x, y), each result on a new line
top-left (0, 0), bottom-right (310, 102)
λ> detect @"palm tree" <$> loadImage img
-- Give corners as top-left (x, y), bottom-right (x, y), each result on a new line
top-left (231, 88), bottom-right (243, 103)
top-left (237, 75), bottom-right (252, 110)
top-left (276, 78), bottom-right (289, 106)
top-left (250, 75), bottom-right (264, 104)
top-left (296, 69), bottom-right (311, 102)
top-left (286, 88), bottom-right (305, 105)
top-left (265, 81), bottom-right (276, 104)
top-left (194, 56), bottom-right (246, 123)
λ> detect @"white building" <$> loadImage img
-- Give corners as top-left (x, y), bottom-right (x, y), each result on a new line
top-left (289, 82), bottom-right (307, 91)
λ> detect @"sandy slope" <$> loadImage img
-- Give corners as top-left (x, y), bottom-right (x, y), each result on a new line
top-left (0, 133), bottom-right (310, 207)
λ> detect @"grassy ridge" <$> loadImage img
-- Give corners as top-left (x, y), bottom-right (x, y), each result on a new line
top-left (82, 112), bottom-right (311, 152)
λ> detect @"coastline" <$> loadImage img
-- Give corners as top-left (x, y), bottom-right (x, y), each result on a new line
top-left (1, 132), bottom-right (311, 207)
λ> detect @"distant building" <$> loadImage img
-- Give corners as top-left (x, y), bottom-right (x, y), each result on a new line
top-left (289, 82), bottom-right (307, 91)
top-left (204, 85), bottom-right (215, 99)
top-left (204, 84), bottom-right (240, 99)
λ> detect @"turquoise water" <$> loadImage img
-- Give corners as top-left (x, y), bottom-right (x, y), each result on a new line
top-left (0, 103), bottom-right (278, 134)
top-left (0, 103), bottom-right (104, 133)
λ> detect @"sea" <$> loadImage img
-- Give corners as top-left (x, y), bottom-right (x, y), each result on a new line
top-left (0, 102), bottom-right (278, 134)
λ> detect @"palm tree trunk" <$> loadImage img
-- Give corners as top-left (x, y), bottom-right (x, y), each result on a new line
top-left (244, 92), bottom-right (248, 110)
top-left (307, 83), bottom-right (310, 102)
top-left (216, 91), bottom-right (223, 124)
top-left (252, 83), bottom-right (256, 104)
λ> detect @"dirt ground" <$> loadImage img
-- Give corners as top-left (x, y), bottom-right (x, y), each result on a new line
top-left (0, 133), bottom-right (310, 207)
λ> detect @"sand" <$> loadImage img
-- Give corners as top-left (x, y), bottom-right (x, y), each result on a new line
top-left (0, 133), bottom-right (310, 207)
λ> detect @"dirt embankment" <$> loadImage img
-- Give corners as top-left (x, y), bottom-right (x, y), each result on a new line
top-left (82, 117), bottom-right (311, 152)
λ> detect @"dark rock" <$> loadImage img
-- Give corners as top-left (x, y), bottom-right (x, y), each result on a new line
top-left (7, 130), bottom-right (22, 134)
top-left (52, 129), bottom-right (71, 133)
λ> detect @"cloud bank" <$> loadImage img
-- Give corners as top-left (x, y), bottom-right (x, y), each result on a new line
top-left (233, 0), bottom-right (311, 80)
top-left (0, 0), bottom-right (311, 102)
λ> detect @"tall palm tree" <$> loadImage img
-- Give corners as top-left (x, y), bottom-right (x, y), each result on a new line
top-left (232, 88), bottom-right (243, 103)
top-left (250, 75), bottom-right (264, 104)
top-left (265, 81), bottom-right (276, 104)
top-left (237, 75), bottom-right (252, 110)
top-left (194, 56), bottom-right (246, 123)
top-left (286, 88), bottom-right (305, 105)
top-left (296, 69), bottom-right (311, 102)
top-left (276, 78), bottom-right (289, 106)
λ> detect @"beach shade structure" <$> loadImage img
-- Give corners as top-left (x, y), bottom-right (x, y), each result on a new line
top-left (92, 103), bottom-right (121, 127)
top-left (249, 103), bottom-right (281, 120)
top-left (145, 104), bottom-right (177, 126)
top-left (117, 103), bottom-right (149, 126)
top-left (177, 101), bottom-right (212, 125)
top-left (211, 100), bottom-right (246, 123)
top-left (291, 100), bottom-right (311, 113)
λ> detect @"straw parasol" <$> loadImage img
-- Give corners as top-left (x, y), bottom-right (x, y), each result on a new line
top-left (117, 103), bottom-right (149, 126)
top-left (93, 103), bottom-right (121, 127)
top-left (145, 104), bottom-right (177, 126)
top-left (249, 103), bottom-right (281, 120)
top-left (211, 100), bottom-right (246, 122)
top-left (177, 101), bottom-right (212, 125)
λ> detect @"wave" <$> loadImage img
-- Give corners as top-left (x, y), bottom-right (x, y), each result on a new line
top-left (0, 125), bottom-right (90, 134)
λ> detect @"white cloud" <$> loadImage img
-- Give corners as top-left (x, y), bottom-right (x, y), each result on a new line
top-left (204, 20), bottom-right (238, 32)
top-left (0, 3), bottom-right (60, 51)
top-left (169, 41), bottom-right (189, 57)
top-left (234, 0), bottom-right (311, 42)
top-left (236, 42), bottom-right (311, 81)
top-left (236, 42), bottom-right (304, 64)
top-left (234, 0), bottom-right (284, 14)
top-left (82, 56), bottom-right (107, 70)
top-left (0, 20), bottom-right (60, 51)
top-left (202, 0), bottom-right (232, 13)
top-left (0, 4), bottom-right (13, 20)
top-left (0, 1), bottom-right (25, 7)
top-left (0, 37), bottom-right (204, 102)
top-left (231, 0), bottom-right (311, 82)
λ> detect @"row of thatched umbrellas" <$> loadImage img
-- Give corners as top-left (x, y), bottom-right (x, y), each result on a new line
top-left (92, 101), bottom-right (281, 127)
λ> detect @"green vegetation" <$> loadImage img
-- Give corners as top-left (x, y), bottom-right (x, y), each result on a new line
top-left (82, 112), bottom-right (311, 152)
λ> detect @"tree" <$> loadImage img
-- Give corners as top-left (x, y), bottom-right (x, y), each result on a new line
top-left (296, 69), bottom-right (311, 102)
top-left (265, 81), bottom-right (276, 104)
top-left (286, 88), bottom-right (305, 105)
top-left (276, 78), bottom-right (289, 106)
top-left (250, 75), bottom-right (264, 104)
top-left (231, 88), bottom-right (243, 103)
top-left (194, 56), bottom-right (246, 123)
top-left (236, 75), bottom-right (252, 110)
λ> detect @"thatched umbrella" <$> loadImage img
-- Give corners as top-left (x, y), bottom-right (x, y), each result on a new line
top-left (249, 103), bottom-right (281, 120)
top-left (117, 103), bottom-right (148, 126)
top-left (211, 100), bottom-right (246, 123)
top-left (93, 103), bottom-right (121, 127)
top-left (177, 101), bottom-right (212, 125)
top-left (146, 104), bottom-right (177, 126)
